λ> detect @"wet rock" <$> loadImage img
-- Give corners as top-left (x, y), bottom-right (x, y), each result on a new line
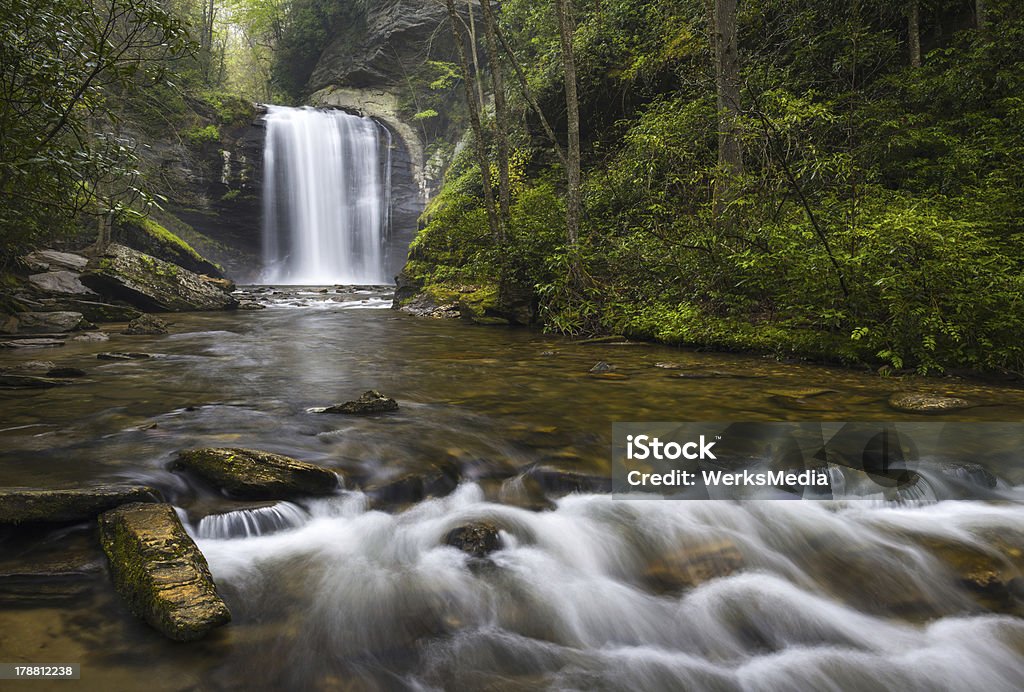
top-left (0, 548), bottom-right (103, 604)
top-left (0, 338), bottom-right (65, 349)
top-left (654, 362), bottom-right (685, 369)
top-left (937, 461), bottom-right (998, 489)
top-left (4, 360), bottom-right (56, 372)
top-left (493, 474), bottom-right (556, 512)
top-left (913, 533), bottom-right (1023, 614)
top-left (41, 299), bottom-right (142, 323)
top-left (5, 311), bottom-right (92, 334)
top-left (97, 351), bottom-right (153, 360)
top-left (366, 461), bottom-right (461, 508)
top-left (237, 300), bottom-right (266, 310)
top-left (526, 466), bottom-right (612, 496)
top-left (444, 522), bottom-right (503, 558)
top-left (888, 392), bottom-right (974, 414)
top-left (80, 244), bottom-right (238, 312)
top-left (398, 293), bottom-right (461, 319)
top-left (46, 367), bottom-right (86, 378)
top-left (73, 331), bottom-right (109, 342)
top-left (643, 539), bottom-right (745, 592)
top-left (28, 271), bottom-right (96, 296)
top-left (98, 503), bottom-right (231, 641)
top-left (172, 447), bottom-right (341, 499)
top-left (22, 250), bottom-right (88, 272)
top-left (321, 390), bottom-right (399, 415)
top-left (122, 314), bottom-right (169, 335)
top-left (0, 485), bottom-right (162, 525)
top-left (199, 275), bottom-right (236, 293)
top-left (589, 361), bottom-right (615, 374)
top-left (0, 374), bottom-right (73, 388)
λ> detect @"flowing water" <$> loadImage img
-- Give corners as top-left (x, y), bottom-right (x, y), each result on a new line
top-left (262, 107), bottom-right (391, 285)
top-left (1, 289), bottom-right (1024, 691)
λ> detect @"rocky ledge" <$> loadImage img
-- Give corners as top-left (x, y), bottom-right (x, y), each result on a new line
top-left (0, 485), bottom-right (162, 525)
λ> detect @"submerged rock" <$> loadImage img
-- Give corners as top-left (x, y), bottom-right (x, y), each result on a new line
top-left (643, 539), bottom-right (745, 593)
top-left (526, 466), bottom-right (612, 496)
top-left (444, 522), bottom-right (503, 559)
top-left (888, 392), bottom-right (974, 414)
top-left (321, 390), bottom-right (399, 415)
top-left (46, 366), bottom-right (86, 378)
top-left (0, 338), bottom-right (65, 349)
top-left (123, 314), bottom-right (169, 335)
top-left (589, 361), bottom-right (615, 374)
top-left (172, 447), bottom-right (340, 499)
top-left (0, 374), bottom-right (73, 388)
top-left (0, 485), bottom-right (162, 525)
top-left (366, 461), bottom-right (461, 508)
top-left (98, 503), bottom-right (230, 641)
top-left (80, 244), bottom-right (238, 312)
top-left (97, 351), bottom-right (153, 360)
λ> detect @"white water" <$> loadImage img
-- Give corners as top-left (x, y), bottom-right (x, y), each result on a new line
top-left (198, 485), bottom-right (1024, 690)
top-left (195, 501), bottom-right (308, 539)
top-left (262, 105), bottom-right (391, 285)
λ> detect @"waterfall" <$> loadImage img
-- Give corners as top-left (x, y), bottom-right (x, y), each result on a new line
top-left (262, 105), bottom-right (392, 285)
top-left (196, 501), bottom-right (309, 540)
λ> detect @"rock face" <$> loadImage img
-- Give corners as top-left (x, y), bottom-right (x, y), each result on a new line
top-left (173, 448), bottom-right (340, 499)
top-left (28, 270), bottom-right (96, 296)
top-left (0, 486), bottom-right (161, 525)
top-left (81, 244), bottom-right (238, 312)
top-left (98, 503), bottom-right (231, 641)
top-left (321, 390), bottom-right (399, 414)
top-left (444, 522), bottom-right (503, 559)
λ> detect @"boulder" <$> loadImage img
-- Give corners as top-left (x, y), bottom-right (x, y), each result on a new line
top-left (4, 311), bottom-right (91, 334)
top-left (888, 392), bottom-right (974, 414)
top-left (237, 300), bottom-right (266, 310)
top-left (320, 390), bottom-right (399, 415)
top-left (71, 332), bottom-right (110, 342)
top-left (28, 271), bottom-right (96, 296)
top-left (366, 461), bottom-right (460, 508)
top-left (22, 250), bottom-right (89, 272)
top-left (444, 522), bottom-right (503, 559)
top-left (123, 314), bottom-right (169, 335)
top-left (0, 485), bottom-right (162, 525)
top-left (98, 503), bottom-right (231, 641)
top-left (172, 447), bottom-right (340, 499)
top-left (80, 244), bottom-right (238, 312)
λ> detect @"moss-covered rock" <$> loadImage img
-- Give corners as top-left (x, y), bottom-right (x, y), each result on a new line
top-left (81, 244), bottom-right (238, 313)
top-left (112, 217), bottom-right (225, 278)
top-left (0, 485), bottom-right (162, 525)
top-left (172, 447), bottom-right (340, 499)
top-left (98, 503), bottom-right (230, 641)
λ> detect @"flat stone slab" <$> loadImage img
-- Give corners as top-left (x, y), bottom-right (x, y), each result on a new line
top-left (99, 503), bottom-right (230, 641)
top-left (23, 250), bottom-right (89, 272)
top-left (172, 447), bottom-right (340, 499)
top-left (0, 485), bottom-right (162, 524)
top-left (29, 271), bottom-right (96, 296)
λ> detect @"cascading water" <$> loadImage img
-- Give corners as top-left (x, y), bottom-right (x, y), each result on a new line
top-left (262, 105), bottom-right (392, 285)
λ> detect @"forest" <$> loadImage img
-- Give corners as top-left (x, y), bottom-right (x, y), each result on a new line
top-left (2, 0), bottom-right (1023, 375)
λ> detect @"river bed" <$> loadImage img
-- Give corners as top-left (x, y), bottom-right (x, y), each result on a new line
top-left (1, 287), bottom-right (1022, 691)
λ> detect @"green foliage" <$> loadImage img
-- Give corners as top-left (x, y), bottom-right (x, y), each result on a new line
top-left (185, 124), bottom-right (221, 145)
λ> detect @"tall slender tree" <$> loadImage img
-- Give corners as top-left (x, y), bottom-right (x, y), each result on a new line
top-left (480, 0), bottom-right (511, 230)
top-left (712, 0), bottom-right (743, 213)
top-left (555, 0), bottom-right (581, 249)
top-left (908, 0), bottom-right (922, 67)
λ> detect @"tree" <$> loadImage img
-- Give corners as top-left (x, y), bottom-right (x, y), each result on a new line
top-left (555, 0), bottom-right (581, 249)
top-left (712, 0), bottom-right (742, 213)
top-left (908, 0), bottom-right (921, 67)
top-left (480, 0), bottom-right (511, 229)
top-left (443, 0), bottom-right (501, 242)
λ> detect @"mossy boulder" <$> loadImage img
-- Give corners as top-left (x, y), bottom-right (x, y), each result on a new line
top-left (172, 447), bottom-right (340, 499)
top-left (320, 390), bottom-right (399, 415)
top-left (0, 485), bottom-right (162, 525)
top-left (81, 244), bottom-right (238, 313)
top-left (98, 503), bottom-right (230, 641)
top-left (112, 217), bottom-right (225, 278)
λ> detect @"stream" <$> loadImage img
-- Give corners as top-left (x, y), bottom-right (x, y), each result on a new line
top-left (1, 287), bottom-right (1023, 691)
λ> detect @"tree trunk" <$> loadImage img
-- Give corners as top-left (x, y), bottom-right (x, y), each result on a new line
top-left (480, 0), bottom-right (510, 229)
top-left (908, 1), bottom-right (921, 67)
top-left (713, 0), bottom-right (742, 213)
top-left (445, 0), bottom-right (501, 242)
top-left (466, 2), bottom-right (486, 110)
top-left (976, 0), bottom-right (988, 33)
top-left (555, 0), bottom-right (581, 249)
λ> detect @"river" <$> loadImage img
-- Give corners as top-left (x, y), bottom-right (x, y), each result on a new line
top-left (1, 287), bottom-right (1022, 691)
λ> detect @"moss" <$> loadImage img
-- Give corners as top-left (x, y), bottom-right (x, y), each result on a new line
top-left (138, 217), bottom-right (204, 263)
